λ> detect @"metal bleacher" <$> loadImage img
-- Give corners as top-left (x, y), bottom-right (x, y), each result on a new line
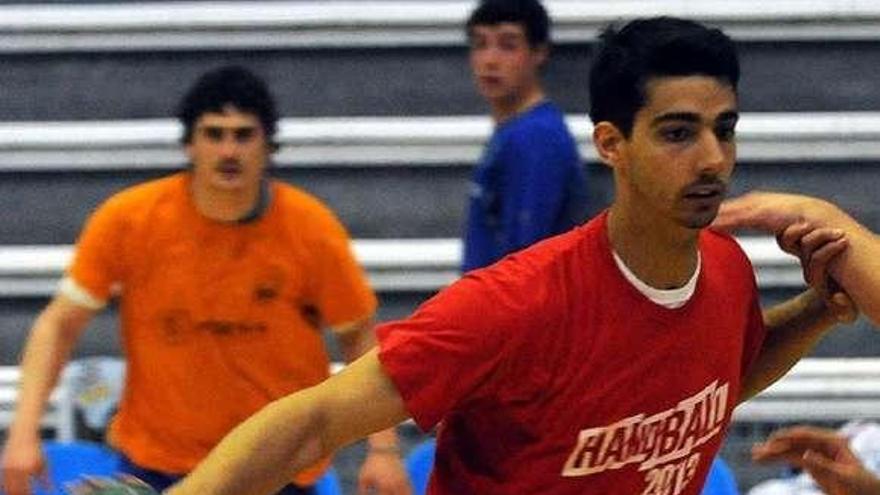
top-left (0, 366), bottom-right (76, 442)
top-left (0, 0), bottom-right (879, 53)
top-left (2, 112), bottom-right (880, 170)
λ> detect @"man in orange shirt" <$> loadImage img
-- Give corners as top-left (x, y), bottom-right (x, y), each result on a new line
top-left (0, 66), bottom-right (411, 495)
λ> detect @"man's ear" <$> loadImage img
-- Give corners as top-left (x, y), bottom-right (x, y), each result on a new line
top-left (532, 43), bottom-right (549, 67)
top-left (593, 121), bottom-right (626, 169)
top-left (184, 142), bottom-right (196, 163)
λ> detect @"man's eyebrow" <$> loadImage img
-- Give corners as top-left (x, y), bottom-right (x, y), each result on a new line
top-left (650, 110), bottom-right (740, 127)
top-left (716, 111), bottom-right (740, 124)
top-left (650, 112), bottom-right (701, 126)
top-left (198, 124), bottom-right (258, 131)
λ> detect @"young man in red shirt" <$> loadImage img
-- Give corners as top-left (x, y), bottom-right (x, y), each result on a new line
top-left (81, 16), bottom-right (854, 495)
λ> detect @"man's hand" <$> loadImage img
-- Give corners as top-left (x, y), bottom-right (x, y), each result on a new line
top-left (753, 426), bottom-right (880, 495)
top-left (715, 192), bottom-right (857, 322)
top-left (1, 431), bottom-right (48, 495)
top-left (776, 222), bottom-right (856, 322)
top-left (713, 191), bottom-right (842, 233)
top-left (357, 449), bottom-right (412, 495)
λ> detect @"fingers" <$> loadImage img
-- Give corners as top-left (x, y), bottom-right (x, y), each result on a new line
top-left (752, 439), bottom-right (810, 466)
top-left (827, 291), bottom-right (858, 323)
top-left (712, 192), bottom-right (802, 233)
top-left (2, 467), bottom-right (38, 495)
top-left (801, 449), bottom-right (852, 494)
top-left (797, 228), bottom-right (857, 321)
top-left (713, 195), bottom-right (769, 232)
top-left (757, 426), bottom-right (849, 460)
top-left (800, 228), bottom-right (846, 280)
top-left (776, 222), bottom-right (813, 256)
top-left (711, 200), bottom-right (747, 232)
top-left (778, 224), bottom-right (853, 316)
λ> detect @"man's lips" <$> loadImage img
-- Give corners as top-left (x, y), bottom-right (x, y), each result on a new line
top-left (216, 162), bottom-right (242, 175)
top-left (682, 183), bottom-right (727, 200)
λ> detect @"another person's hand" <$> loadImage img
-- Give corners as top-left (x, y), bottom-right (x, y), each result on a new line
top-left (715, 192), bottom-right (857, 322)
top-left (713, 191), bottom-right (844, 233)
top-left (1, 431), bottom-right (48, 495)
top-left (357, 448), bottom-right (412, 495)
top-left (753, 426), bottom-right (880, 495)
top-left (776, 222), bottom-right (856, 323)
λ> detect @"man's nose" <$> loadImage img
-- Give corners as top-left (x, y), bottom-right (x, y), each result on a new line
top-left (478, 45), bottom-right (501, 67)
top-left (697, 131), bottom-right (728, 175)
top-left (218, 134), bottom-right (240, 158)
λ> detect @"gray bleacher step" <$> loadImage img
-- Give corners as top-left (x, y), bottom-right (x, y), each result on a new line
top-left (3, 41), bottom-right (880, 122)
top-left (2, 1), bottom-right (879, 52)
top-left (2, 160), bottom-right (879, 244)
top-left (1, 112), bottom-right (879, 243)
top-left (1, 1), bottom-right (879, 120)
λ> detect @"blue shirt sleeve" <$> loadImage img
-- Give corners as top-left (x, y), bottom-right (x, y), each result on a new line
top-left (496, 124), bottom-right (582, 253)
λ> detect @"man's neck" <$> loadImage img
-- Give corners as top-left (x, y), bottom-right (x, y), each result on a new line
top-left (190, 177), bottom-right (264, 223)
top-left (490, 87), bottom-right (546, 124)
top-left (607, 204), bottom-right (700, 290)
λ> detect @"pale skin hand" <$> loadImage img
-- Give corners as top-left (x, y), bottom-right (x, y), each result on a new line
top-left (713, 191), bottom-right (850, 234)
top-left (776, 222), bottom-right (855, 320)
top-left (714, 191), bottom-right (880, 324)
top-left (753, 426), bottom-right (880, 495)
top-left (0, 432), bottom-right (48, 495)
top-left (357, 450), bottom-right (411, 495)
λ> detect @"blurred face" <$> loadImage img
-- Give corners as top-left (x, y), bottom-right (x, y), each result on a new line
top-left (600, 76), bottom-right (738, 229)
top-left (468, 23), bottom-right (546, 106)
top-left (185, 107), bottom-right (270, 193)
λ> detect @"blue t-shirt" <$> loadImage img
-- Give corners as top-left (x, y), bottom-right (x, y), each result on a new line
top-left (462, 101), bottom-right (588, 272)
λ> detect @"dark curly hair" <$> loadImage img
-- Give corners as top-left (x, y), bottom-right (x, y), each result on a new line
top-left (177, 65), bottom-right (279, 151)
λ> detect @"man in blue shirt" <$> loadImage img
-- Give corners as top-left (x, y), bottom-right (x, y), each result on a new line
top-left (462, 0), bottom-right (588, 271)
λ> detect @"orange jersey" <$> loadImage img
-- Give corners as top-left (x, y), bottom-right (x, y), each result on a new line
top-left (67, 173), bottom-right (377, 485)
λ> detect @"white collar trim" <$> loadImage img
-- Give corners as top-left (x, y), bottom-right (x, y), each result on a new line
top-left (612, 250), bottom-right (701, 309)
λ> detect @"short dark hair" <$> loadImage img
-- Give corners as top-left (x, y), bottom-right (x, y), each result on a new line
top-left (177, 65), bottom-right (279, 151)
top-left (588, 16), bottom-right (740, 136)
top-left (466, 0), bottom-right (550, 47)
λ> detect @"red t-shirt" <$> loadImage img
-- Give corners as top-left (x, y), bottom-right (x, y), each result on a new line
top-left (377, 212), bottom-right (765, 494)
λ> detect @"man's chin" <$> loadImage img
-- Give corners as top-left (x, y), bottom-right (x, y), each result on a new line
top-left (210, 176), bottom-right (248, 192)
top-left (682, 212), bottom-right (719, 230)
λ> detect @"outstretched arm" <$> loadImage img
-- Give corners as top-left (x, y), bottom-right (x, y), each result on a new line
top-left (166, 348), bottom-right (409, 495)
top-left (335, 320), bottom-right (410, 495)
top-left (753, 425), bottom-right (880, 495)
top-left (715, 191), bottom-right (880, 324)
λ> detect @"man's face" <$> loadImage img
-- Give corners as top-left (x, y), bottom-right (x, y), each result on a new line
top-left (468, 23), bottom-right (546, 105)
top-left (617, 76), bottom-right (738, 229)
top-left (185, 107), bottom-right (270, 193)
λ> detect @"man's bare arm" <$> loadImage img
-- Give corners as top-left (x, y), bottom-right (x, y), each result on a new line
top-left (335, 319), bottom-right (402, 453)
top-left (335, 320), bottom-right (411, 495)
top-left (1, 295), bottom-right (96, 495)
top-left (739, 289), bottom-right (851, 403)
top-left (166, 348), bottom-right (409, 495)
